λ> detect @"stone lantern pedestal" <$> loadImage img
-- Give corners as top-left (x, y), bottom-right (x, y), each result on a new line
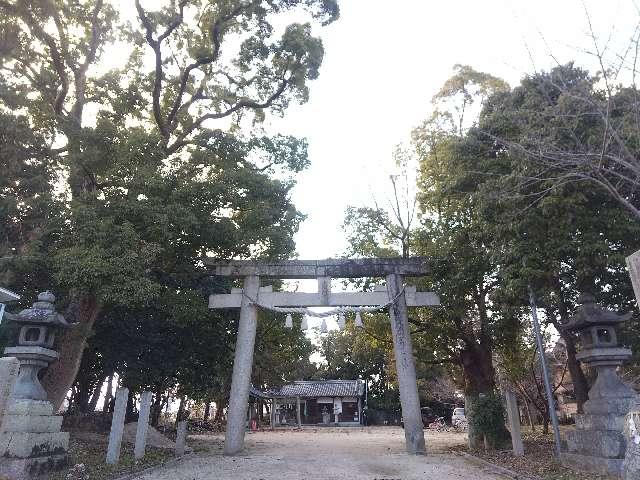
top-left (560, 294), bottom-right (637, 477)
top-left (0, 399), bottom-right (69, 478)
top-left (0, 292), bottom-right (70, 479)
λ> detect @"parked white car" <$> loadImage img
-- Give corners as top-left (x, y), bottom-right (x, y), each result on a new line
top-left (451, 407), bottom-right (467, 431)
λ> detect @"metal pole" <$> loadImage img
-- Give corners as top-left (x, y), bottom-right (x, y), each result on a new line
top-left (528, 286), bottom-right (562, 457)
top-left (0, 303), bottom-right (5, 324)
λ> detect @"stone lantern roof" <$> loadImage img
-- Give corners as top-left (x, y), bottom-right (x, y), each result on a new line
top-left (4, 291), bottom-right (69, 327)
top-left (561, 293), bottom-right (632, 333)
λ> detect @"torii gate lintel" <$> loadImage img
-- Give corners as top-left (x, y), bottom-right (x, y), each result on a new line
top-left (204, 256), bottom-right (431, 279)
top-left (208, 258), bottom-right (435, 457)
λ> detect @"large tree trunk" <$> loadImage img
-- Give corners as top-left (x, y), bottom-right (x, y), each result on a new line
top-left (176, 396), bottom-right (186, 426)
top-left (72, 351), bottom-right (101, 413)
top-left (461, 338), bottom-right (510, 450)
top-left (461, 342), bottom-right (496, 450)
top-left (72, 377), bottom-right (91, 413)
top-left (561, 332), bottom-right (589, 413)
top-left (550, 277), bottom-right (590, 413)
top-left (464, 394), bottom-right (482, 449)
top-left (542, 411), bottom-right (550, 434)
top-left (102, 374), bottom-right (114, 414)
top-left (461, 344), bottom-right (496, 395)
top-left (214, 396), bottom-right (227, 423)
top-left (42, 293), bottom-right (101, 412)
top-left (524, 400), bottom-right (535, 431)
top-left (125, 389), bottom-right (137, 422)
top-left (150, 386), bottom-right (166, 427)
top-left (67, 386), bottom-right (78, 413)
top-left (88, 378), bottom-right (104, 412)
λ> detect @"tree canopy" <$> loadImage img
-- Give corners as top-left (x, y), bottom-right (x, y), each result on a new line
top-left (342, 63), bottom-right (640, 444)
top-left (0, 0), bottom-right (338, 411)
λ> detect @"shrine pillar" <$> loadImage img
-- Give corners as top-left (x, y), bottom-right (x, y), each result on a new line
top-left (387, 273), bottom-right (426, 455)
top-left (224, 275), bottom-right (260, 455)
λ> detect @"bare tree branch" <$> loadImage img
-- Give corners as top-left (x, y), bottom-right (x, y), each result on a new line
top-left (167, 77), bottom-right (290, 153)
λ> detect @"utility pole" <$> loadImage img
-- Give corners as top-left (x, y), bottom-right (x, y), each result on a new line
top-left (528, 286), bottom-right (562, 457)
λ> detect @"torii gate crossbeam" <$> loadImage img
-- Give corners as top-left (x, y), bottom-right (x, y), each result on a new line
top-left (206, 257), bottom-right (439, 456)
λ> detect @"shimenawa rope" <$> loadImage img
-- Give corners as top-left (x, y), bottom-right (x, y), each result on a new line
top-left (241, 287), bottom-right (405, 318)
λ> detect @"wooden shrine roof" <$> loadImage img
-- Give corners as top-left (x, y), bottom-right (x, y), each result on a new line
top-left (250, 380), bottom-right (365, 399)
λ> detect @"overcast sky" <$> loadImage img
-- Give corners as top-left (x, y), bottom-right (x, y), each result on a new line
top-left (265, 0), bottom-right (639, 261)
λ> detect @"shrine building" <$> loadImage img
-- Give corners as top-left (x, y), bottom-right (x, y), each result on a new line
top-left (250, 380), bottom-right (365, 427)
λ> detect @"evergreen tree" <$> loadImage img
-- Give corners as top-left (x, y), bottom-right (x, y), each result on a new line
top-left (0, 0), bottom-right (339, 410)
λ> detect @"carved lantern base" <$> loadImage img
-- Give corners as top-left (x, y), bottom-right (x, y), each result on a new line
top-left (562, 349), bottom-right (636, 476)
top-left (0, 399), bottom-right (69, 479)
top-left (559, 295), bottom-right (638, 477)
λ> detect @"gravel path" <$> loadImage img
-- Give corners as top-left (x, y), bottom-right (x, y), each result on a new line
top-left (134, 427), bottom-right (507, 480)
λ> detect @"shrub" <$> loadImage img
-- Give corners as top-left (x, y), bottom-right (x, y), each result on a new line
top-left (469, 393), bottom-right (510, 449)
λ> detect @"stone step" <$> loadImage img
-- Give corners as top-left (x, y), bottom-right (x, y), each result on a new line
top-left (574, 413), bottom-right (626, 431)
top-left (560, 452), bottom-right (623, 476)
top-left (0, 453), bottom-right (68, 479)
top-left (1, 414), bottom-right (63, 433)
top-left (6, 400), bottom-right (53, 417)
top-left (0, 431), bottom-right (69, 458)
top-left (566, 429), bottom-right (626, 459)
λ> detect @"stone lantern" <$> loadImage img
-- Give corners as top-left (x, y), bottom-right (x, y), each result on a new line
top-left (560, 293), bottom-right (637, 477)
top-left (3, 291), bottom-right (69, 401)
top-left (0, 291), bottom-right (70, 479)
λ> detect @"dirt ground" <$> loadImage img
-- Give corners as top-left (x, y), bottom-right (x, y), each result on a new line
top-left (134, 427), bottom-right (509, 480)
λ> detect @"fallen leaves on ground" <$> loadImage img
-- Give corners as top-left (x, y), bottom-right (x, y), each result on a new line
top-left (450, 429), bottom-right (615, 480)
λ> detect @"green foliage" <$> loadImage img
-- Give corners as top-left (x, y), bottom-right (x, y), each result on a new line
top-left (316, 317), bottom-right (391, 405)
top-left (343, 146), bottom-right (418, 260)
top-left (468, 393), bottom-right (508, 448)
top-left (0, 0), bottom-right (339, 408)
top-left (343, 207), bottom-right (402, 259)
top-left (344, 63), bottom-right (640, 425)
top-left (411, 64), bottom-right (640, 394)
top-left (423, 64), bottom-right (510, 137)
top-left (0, 112), bottom-right (58, 297)
top-left (314, 312), bottom-right (457, 411)
top-left (252, 312), bottom-right (317, 390)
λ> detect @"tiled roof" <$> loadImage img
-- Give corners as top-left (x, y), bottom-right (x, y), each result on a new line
top-left (249, 386), bottom-right (280, 399)
top-left (250, 380), bottom-right (365, 399)
top-left (278, 380), bottom-right (364, 398)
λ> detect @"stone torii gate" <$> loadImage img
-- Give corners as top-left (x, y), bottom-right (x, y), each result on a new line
top-left (207, 257), bottom-right (440, 456)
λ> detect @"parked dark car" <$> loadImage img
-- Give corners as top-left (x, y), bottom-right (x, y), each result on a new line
top-left (401, 406), bottom-right (445, 428)
top-left (420, 407), bottom-right (437, 427)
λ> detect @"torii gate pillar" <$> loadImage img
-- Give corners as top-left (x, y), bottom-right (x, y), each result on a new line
top-left (224, 275), bottom-right (259, 455)
top-left (387, 273), bottom-right (426, 454)
top-left (208, 258), bottom-right (433, 456)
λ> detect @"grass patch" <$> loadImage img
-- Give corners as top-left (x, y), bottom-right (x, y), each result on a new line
top-left (50, 433), bottom-right (174, 480)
